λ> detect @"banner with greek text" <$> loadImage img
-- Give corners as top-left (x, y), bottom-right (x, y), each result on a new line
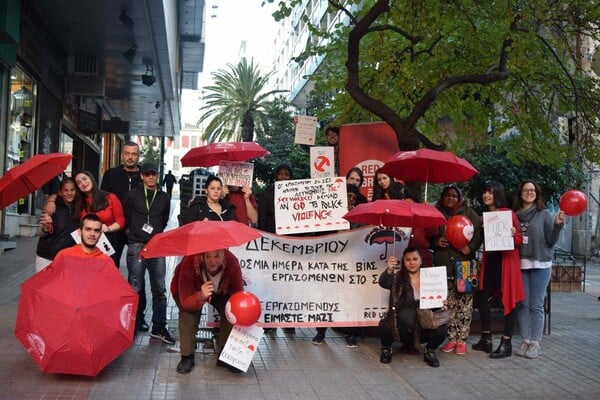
top-left (229, 226), bottom-right (412, 327)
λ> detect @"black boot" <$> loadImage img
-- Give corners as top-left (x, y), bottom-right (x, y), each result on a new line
top-left (490, 336), bottom-right (512, 359)
top-left (472, 332), bottom-right (492, 353)
top-left (176, 355), bottom-right (195, 374)
top-left (380, 346), bottom-right (392, 364)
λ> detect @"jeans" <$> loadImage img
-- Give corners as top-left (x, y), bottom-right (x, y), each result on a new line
top-left (126, 242), bottom-right (167, 329)
top-left (517, 268), bottom-right (551, 342)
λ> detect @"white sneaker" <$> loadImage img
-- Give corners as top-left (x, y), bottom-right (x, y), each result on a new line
top-left (515, 340), bottom-right (530, 357)
top-left (525, 341), bottom-right (541, 359)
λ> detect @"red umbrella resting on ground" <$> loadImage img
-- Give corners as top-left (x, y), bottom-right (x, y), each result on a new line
top-left (15, 254), bottom-right (138, 376)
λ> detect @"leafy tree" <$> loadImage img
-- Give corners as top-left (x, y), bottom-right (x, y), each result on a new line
top-left (197, 58), bottom-right (287, 142)
top-left (268, 0), bottom-right (600, 168)
top-left (254, 96), bottom-right (310, 189)
top-left (140, 137), bottom-right (161, 168)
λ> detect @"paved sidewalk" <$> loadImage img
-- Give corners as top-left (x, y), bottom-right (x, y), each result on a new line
top-left (1, 204), bottom-right (599, 399)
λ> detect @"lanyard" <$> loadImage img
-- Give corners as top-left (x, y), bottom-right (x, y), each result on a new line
top-left (144, 186), bottom-right (157, 223)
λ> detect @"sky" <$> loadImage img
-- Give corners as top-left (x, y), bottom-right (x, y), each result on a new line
top-left (181, 1), bottom-right (279, 125)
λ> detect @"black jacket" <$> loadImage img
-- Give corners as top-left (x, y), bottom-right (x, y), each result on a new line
top-left (36, 197), bottom-right (80, 260)
top-left (179, 196), bottom-right (237, 226)
top-left (123, 186), bottom-right (170, 243)
top-left (101, 165), bottom-right (142, 203)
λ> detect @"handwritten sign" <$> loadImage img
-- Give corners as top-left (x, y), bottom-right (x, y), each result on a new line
top-left (70, 230), bottom-right (115, 256)
top-left (310, 146), bottom-right (335, 179)
top-left (274, 177), bottom-right (349, 234)
top-left (419, 266), bottom-right (447, 309)
top-left (483, 210), bottom-right (514, 251)
top-left (229, 226), bottom-right (413, 327)
top-left (294, 115), bottom-right (318, 145)
top-left (218, 160), bottom-right (254, 187)
top-left (218, 324), bottom-right (263, 372)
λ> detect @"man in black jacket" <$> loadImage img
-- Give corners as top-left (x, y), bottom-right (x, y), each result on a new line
top-left (101, 141), bottom-right (148, 330)
top-left (123, 163), bottom-right (174, 344)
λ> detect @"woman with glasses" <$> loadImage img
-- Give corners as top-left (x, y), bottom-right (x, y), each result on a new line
top-left (512, 180), bottom-right (565, 358)
top-left (432, 185), bottom-right (483, 355)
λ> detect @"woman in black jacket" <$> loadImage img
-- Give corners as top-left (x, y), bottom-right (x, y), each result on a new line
top-left (179, 176), bottom-right (237, 225)
top-left (36, 177), bottom-right (82, 272)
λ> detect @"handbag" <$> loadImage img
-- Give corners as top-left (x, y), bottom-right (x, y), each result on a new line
top-left (416, 308), bottom-right (450, 330)
top-left (454, 259), bottom-right (479, 293)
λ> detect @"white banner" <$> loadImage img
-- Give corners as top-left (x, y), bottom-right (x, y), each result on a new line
top-left (229, 226), bottom-right (412, 327)
top-left (294, 115), bottom-right (318, 145)
top-left (274, 177), bottom-right (349, 235)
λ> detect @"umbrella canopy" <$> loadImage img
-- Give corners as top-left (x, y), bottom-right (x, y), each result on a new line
top-left (343, 199), bottom-right (447, 228)
top-left (180, 142), bottom-right (268, 167)
top-left (380, 149), bottom-right (477, 183)
top-left (141, 220), bottom-right (262, 258)
top-left (15, 254), bottom-right (138, 376)
top-left (0, 153), bottom-right (72, 209)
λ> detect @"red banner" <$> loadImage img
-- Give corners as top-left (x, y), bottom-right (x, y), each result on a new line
top-left (339, 122), bottom-right (399, 201)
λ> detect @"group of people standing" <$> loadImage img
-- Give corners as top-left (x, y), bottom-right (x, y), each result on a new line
top-left (378, 179), bottom-right (565, 368)
top-left (33, 130), bottom-right (566, 375)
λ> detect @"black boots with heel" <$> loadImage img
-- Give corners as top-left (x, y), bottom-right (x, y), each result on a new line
top-left (490, 336), bottom-right (512, 359)
top-left (472, 331), bottom-right (492, 353)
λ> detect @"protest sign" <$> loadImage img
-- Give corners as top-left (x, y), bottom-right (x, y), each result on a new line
top-left (229, 226), bottom-right (412, 327)
top-left (218, 324), bottom-right (263, 372)
top-left (483, 210), bottom-right (514, 251)
top-left (274, 177), bottom-right (350, 234)
top-left (310, 146), bottom-right (335, 179)
top-left (419, 266), bottom-right (447, 309)
top-left (294, 115), bottom-right (318, 145)
top-left (218, 160), bottom-right (254, 187)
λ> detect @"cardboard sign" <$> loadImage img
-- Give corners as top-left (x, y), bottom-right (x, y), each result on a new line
top-left (274, 177), bottom-right (349, 234)
top-left (294, 115), bottom-right (318, 145)
top-left (310, 146), bottom-right (335, 179)
top-left (419, 266), bottom-right (447, 309)
top-left (218, 160), bottom-right (254, 187)
top-left (483, 210), bottom-right (515, 251)
top-left (218, 324), bottom-right (263, 372)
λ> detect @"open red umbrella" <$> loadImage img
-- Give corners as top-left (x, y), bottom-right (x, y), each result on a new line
top-left (379, 149), bottom-right (478, 201)
top-left (15, 254), bottom-right (138, 376)
top-left (343, 199), bottom-right (446, 228)
top-left (141, 220), bottom-right (262, 258)
top-left (0, 152), bottom-right (72, 209)
top-left (181, 142), bottom-right (268, 167)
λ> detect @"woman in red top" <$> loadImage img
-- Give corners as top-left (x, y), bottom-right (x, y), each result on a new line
top-left (170, 249), bottom-right (243, 374)
top-left (74, 171), bottom-right (125, 267)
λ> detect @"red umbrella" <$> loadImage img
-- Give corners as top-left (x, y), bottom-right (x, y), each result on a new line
top-left (15, 254), bottom-right (138, 376)
top-left (0, 153), bottom-right (72, 209)
top-left (380, 149), bottom-right (478, 201)
top-left (343, 199), bottom-right (446, 228)
top-left (181, 142), bottom-right (268, 167)
top-left (141, 220), bottom-right (262, 258)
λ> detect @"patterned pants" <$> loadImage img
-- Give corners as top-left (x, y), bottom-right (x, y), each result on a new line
top-left (446, 284), bottom-right (473, 342)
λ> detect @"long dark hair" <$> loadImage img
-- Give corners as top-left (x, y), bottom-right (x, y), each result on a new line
top-left (513, 180), bottom-right (546, 211)
top-left (75, 171), bottom-right (108, 211)
top-left (372, 168), bottom-right (411, 201)
top-left (484, 181), bottom-right (509, 209)
top-left (394, 247), bottom-right (421, 305)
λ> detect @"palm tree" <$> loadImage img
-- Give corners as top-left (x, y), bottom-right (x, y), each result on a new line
top-left (197, 58), bottom-right (286, 143)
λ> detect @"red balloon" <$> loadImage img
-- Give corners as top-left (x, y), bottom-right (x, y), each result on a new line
top-left (559, 190), bottom-right (587, 216)
top-left (446, 215), bottom-right (474, 249)
top-left (225, 291), bottom-right (262, 326)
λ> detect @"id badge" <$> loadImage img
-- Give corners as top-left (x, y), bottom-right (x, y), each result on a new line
top-left (142, 223), bottom-right (154, 234)
top-left (522, 236), bottom-right (529, 245)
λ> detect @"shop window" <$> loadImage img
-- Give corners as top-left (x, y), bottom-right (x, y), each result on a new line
top-left (6, 66), bottom-right (36, 213)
